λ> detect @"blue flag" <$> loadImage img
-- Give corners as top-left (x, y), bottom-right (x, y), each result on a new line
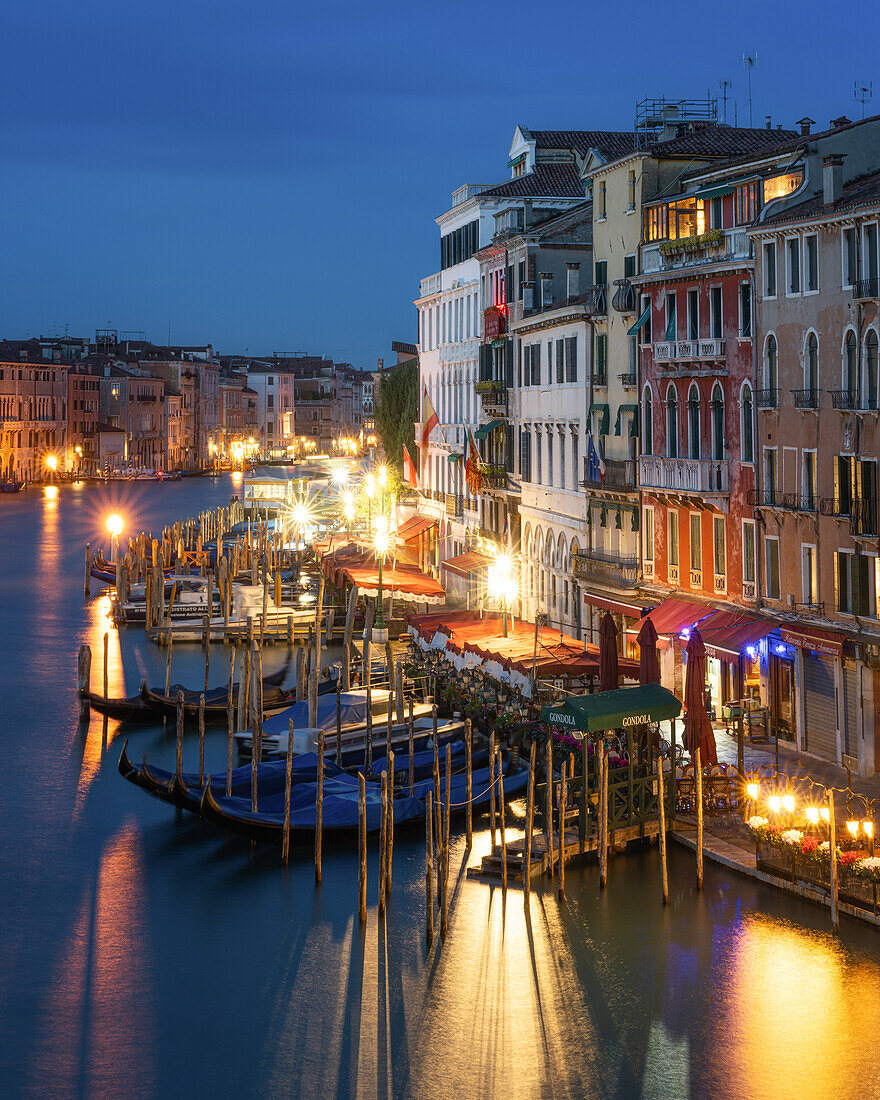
top-left (586, 432), bottom-right (605, 482)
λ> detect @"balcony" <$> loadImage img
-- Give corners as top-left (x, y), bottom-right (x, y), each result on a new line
top-left (829, 389), bottom-right (858, 410)
top-left (820, 496), bottom-right (878, 535)
top-left (611, 280), bottom-right (638, 314)
top-left (476, 380), bottom-right (508, 414)
top-left (755, 388), bottom-right (780, 409)
top-left (593, 371), bottom-right (608, 387)
top-left (618, 373), bottom-right (636, 388)
top-left (582, 457), bottom-right (636, 491)
top-left (572, 548), bottom-right (639, 589)
top-left (641, 229), bottom-right (751, 274)
top-left (420, 272), bottom-right (442, 298)
top-left (653, 339), bottom-right (726, 364)
top-left (445, 492), bottom-right (463, 518)
top-left (792, 388), bottom-right (819, 409)
top-left (481, 463), bottom-right (507, 490)
top-left (853, 277), bottom-right (880, 300)
top-left (639, 456), bottom-right (728, 495)
top-left (583, 284), bottom-right (608, 316)
top-left (749, 490), bottom-right (816, 512)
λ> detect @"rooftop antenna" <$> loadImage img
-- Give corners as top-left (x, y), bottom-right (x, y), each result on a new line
top-left (854, 80), bottom-right (873, 119)
top-left (742, 53), bottom-right (758, 127)
top-left (719, 79), bottom-right (732, 125)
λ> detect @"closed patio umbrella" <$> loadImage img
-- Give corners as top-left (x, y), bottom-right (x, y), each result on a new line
top-left (637, 617), bottom-right (660, 685)
top-left (684, 628), bottom-right (718, 766)
top-left (599, 612), bottom-right (619, 692)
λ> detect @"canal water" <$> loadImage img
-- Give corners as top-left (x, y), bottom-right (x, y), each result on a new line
top-left (3, 476), bottom-right (880, 1100)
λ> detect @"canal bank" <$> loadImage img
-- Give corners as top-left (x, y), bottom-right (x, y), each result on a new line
top-left (6, 477), bottom-right (880, 1098)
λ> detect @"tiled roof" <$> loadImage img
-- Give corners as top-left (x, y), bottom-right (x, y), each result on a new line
top-left (480, 164), bottom-right (586, 199)
top-left (528, 130), bottom-right (637, 160)
top-left (761, 169), bottom-right (880, 225)
top-left (0, 338), bottom-right (63, 365)
top-left (650, 125), bottom-right (800, 159)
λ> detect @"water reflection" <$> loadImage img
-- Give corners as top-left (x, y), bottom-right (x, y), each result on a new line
top-left (26, 819), bottom-right (155, 1099)
top-left (74, 597), bottom-right (125, 814)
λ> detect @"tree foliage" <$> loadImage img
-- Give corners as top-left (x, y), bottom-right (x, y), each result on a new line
top-left (374, 358), bottom-right (418, 475)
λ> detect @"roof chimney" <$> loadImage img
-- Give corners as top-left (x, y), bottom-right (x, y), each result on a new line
top-left (797, 116), bottom-right (815, 137)
top-left (831, 115), bottom-right (851, 129)
top-left (823, 154), bottom-right (845, 207)
top-left (765, 115), bottom-right (772, 130)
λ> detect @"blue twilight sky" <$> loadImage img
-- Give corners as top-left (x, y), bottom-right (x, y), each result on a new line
top-left (2, 0), bottom-right (877, 367)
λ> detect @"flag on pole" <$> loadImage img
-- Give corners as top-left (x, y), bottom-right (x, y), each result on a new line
top-left (421, 385), bottom-right (440, 448)
top-left (465, 429), bottom-right (483, 495)
top-left (586, 432), bottom-right (605, 482)
top-left (403, 444), bottom-right (421, 490)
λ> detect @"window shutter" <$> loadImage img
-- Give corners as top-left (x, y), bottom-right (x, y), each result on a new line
top-left (504, 338), bottom-right (514, 387)
top-left (835, 552), bottom-right (844, 611)
top-left (857, 552), bottom-right (870, 615)
top-left (527, 254), bottom-right (536, 282)
top-left (505, 424), bottom-right (514, 472)
top-left (533, 344), bottom-right (541, 386)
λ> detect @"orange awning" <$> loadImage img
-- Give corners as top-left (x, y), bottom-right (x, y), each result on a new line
top-left (396, 515), bottom-right (437, 542)
top-left (322, 546), bottom-right (445, 604)
top-left (442, 551), bottom-right (492, 579)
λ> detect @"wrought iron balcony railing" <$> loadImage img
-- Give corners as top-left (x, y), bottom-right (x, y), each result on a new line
top-left (792, 388), bottom-right (819, 409)
top-left (571, 549), bottom-right (639, 589)
top-left (829, 389), bottom-right (858, 410)
top-left (755, 388), bottom-right (780, 409)
top-left (853, 277), bottom-right (880, 300)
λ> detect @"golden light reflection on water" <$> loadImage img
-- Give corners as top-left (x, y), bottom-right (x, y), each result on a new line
top-left (74, 596), bottom-right (125, 815)
top-left (26, 819), bottom-right (155, 1099)
top-left (722, 915), bottom-right (880, 1099)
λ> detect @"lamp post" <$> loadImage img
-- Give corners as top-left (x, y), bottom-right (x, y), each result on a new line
top-left (365, 473), bottom-right (375, 531)
top-left (488, 552), bottom-right (518, 638)
top-left (343, 491), bottom-right (355, 544)
top-left (374, 515), bottom-right (389, 630)
top-left (45, 453), bottom-right (58, 484)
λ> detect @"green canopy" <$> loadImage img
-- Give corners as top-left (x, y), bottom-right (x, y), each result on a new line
top-left (540, 683), bottom-right (682, 734)
top-left (474, 419), bottom-right (504, 440)
top-left (589, 402), bottom-right (609, 436)
top-left (627, 304), bottom-right (651, 336)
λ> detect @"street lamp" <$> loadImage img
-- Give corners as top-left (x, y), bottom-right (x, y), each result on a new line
top-left (45, 454), bottom-right (58, 483)
top-left (365, 472), bottom-right (375, 530)
top-left (107, 512), bottom-right (124, 561)
top-left (487, 552), bottom-right (518, 638)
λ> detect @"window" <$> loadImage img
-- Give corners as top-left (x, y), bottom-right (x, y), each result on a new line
top-left (802, 545), bottom-right (817, 605)
top-left (843, 228), bottom-right (858, 288)
top-left (711, 383), bottom-right (724, 460)
top-left (627, 170), bottom-right (636, 211)
top-left (268, 376), bottom-right (274, 385)
top-left (624, 254), bottom-right (636, 280)
top-left (547, 430), bottom-right (554, 484)
top-left (742, 520), bottom-right (756, 585)
top-left (687, 290), bottom-right (699, 340)
top-left (764, 447), bottom-right (778, 504)
top-left (267, 394), bottom-right (274, 409)
top-left (668, 512), bottom-right (680, 567)
top-left (554, 339), bottom-right (563, 384)
top-left (805, 234), bottom-right (818, 292)
top-left (710, 286), bottom-right (722, 339)
top-left (665, 293), bottom-right (677, 341)
top-left (866, 331), bottom-right (880, 411)
top-left (844, 330), bottom-right (858, 393)
top-left (689, 513), bottom-right (702, 573)
top-left (640, 295), bottom-right (652, 344)
top-left (735, 183), bottom-right (759, 225)
top-left (710, 196), bottom-right (723, 230)
top-left (535, 429), bottom-right (542, 482)
top-left (520, 429), bottom-right (531, 482)
top-left (666, 386), bottom-right (678, 458)
top-left (763, 173), bottom-right (802, 203)
top-left (806, 333), bottom-right (819, 394)
top-left (713, 517), bottom-right (726, 578)
top-left (571, 432), bottom-right (579, 481)
top-left (594, 333), bottom-right (607, 381)
top-left (518, 260), bottom-right (525, 300)
top-left (597, 181), bottom-right (607, 220)
top-left (864, 224), bottom-right (879, 285)
top-left (739, 282), bottom-right (752, 337)
top-left (763, 242), bottom-right (777, 297)
top-left (558, 427), bottom-right (566, 487)
top-left (765, 537), bottom-right (781, 599)
top-left (645, 205), bottom-right (668, 241)
top-left (687, 383), bottom-right (701, 460)
top-left (741, 383), bottom-right (754, 461)
top-left (787, 238), bottom-right (801, 294)
top-left (643, 386), bottom-right (653, 455)
top-left (644, 506), bottom-right (654, 565)
top-left (764, 334), bottom-right (778, 391)
top-left (802, 450), bottom-right (816, 510)
top-left (836, 550), bottom-right (872, 615)
top-left (835, 456), bottom-right (853, 515)
top-left (594, 260), bottom-right (607, 286)
top-left (565, 336), bottom-right (577, 382)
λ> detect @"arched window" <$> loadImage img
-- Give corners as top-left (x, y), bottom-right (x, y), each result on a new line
top-left (666, 386), bottom-right (678, 459)
top-left (687, 383), bottom-right (701, 460)
top-left (845, 330), bottom-right (858, 394)
top-left (642, 385), bottom-right (653, 456)
top-left (866, 331), bottom-right (879, 410)
top-left (806, 333), bottom-right (818, 395)
top-left (741, 384), bottom-right (754, 463)
top-left (711, 383), bottom-right (725, 461)
top-left (764, 334), bottom-right (778, 392)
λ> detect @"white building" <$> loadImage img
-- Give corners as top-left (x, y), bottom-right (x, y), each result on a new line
top-left (245, 363), bottom-right (296, 457)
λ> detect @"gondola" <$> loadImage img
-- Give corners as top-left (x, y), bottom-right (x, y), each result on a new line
top-left (197, 756), bottom-right (528, 844)
top-left (0, 480), bottom-right (25, 493)
top-left (86, 681), bottom-right (155, 722)
top-left (90, 550), bottom-right (176, 586)
top-left (140, 652), bottom-right (295, 721)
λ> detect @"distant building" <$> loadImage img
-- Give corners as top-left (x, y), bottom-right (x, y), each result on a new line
top-left (67, 363), bottom-right (101, 476)
top-left (0, 339), bottom-right (69, 482)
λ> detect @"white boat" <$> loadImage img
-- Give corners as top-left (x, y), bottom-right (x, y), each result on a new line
top-left (163, 583), bottom-right (323, 641)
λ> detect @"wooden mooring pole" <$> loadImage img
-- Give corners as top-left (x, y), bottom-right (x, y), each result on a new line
top-left (175, 690), bottom-right (184, 779)
top-left (103, 632), bottom-right (109, 699)
top-left (84, 543), bottom-right (91, 597)
top-left (198, 693), bottom-right (206, 785)
top-left (282, 718), bottom-right (294, 864)
top-left (489, 731), bottom-right (497, 848)
top-left (425, 791), bottom-right (434, 943)
top-left (386, 748), bottom-right (394, 891)
top-left (408, 697), bottom-right (415, 795)
top-left (829, 789), bottom-right (839, 934)
top-left (315, 731), bottom-right (324, 883)
top-left (358, 773), bottom-right (367, 923)
top-left (524, 741), bottom-right (536, 902)
top-left (379, 770), bottom-right (388, 916)
top-left (77, 644), bottom-right (91, 721)
top-left (695, 746), bottom-right (704, 890)
top-left (465, 718), bottom-right (473, 850)
top-left (657, 752), bottom-right (669, 904)
top-left (498, 746), bottom-right (507, 893)
top-left (557, 760), bottom-right (566, 900)
top-left (226, 650), bottom-right (235, 797)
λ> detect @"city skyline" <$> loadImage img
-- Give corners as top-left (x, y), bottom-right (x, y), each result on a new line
top-left (2, 0), bottom-right (877, 366)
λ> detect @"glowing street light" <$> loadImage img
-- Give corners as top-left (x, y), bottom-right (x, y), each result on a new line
top-left (374, 515), bottom-right (390, 628)
top-left (107, 512), bottom-right (124, 560)
top-left (487, 551), bottom-right (518, 638)
top-left (332, 464), bottom-right (349, 488)
top-left (378, 465), bottom-right (388, 489)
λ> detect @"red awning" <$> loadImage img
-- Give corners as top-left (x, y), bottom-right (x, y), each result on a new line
top-left (442, 551), bottom-right (492, 579)
top-left (627, 597), bottom-right (714, 639)
top-left (697, 610), bottom-right (778, 659)
top-left (583, 592), bottom-right (650, 618)
top-left (322, 546), bottom-right (445, 603)
top-left (779, 624), bottom-right (845, 658)
top-left (396, 514), bottom-right (437, 542)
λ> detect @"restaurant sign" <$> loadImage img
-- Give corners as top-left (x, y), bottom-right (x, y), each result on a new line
top-left (779, 627), bottom-right (842, 658)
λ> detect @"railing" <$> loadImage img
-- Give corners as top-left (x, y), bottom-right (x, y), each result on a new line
top-left (477, 382), bottom-right (508, 413)
top-left (639, 456), bottom-right (728, 494)
top-left (792, 388), bottom-right (819, 409)
top-left (755, 388), bottom-right (780, 409)
top-left (611, 280), bottom-right (638, 314)
top-left (593, 371), bottom-right (608, 386)
top-left (641, 229), bottom-right (751, 274)
top-left (583, 284), bottom-right (608, 316)
top-left (572, 549), bottom-right (639, 589)
top-left (582, 457), bottom-right (636, 491)
top-left (830, 389), bottom-right (858, 410)
top-left (445, 493), bottom-right (462, 518)
top-left (853, 277), bottom-right (880, 300)
top-left (822, 496), bottom-right (879, 534)
top-left (481, 463), bottom-right (507, 489)
top-left (420, 272), bottom-right (442, 298)
top-left (653, 339), bottom-right (726, 363)
top-left (618, 372), bottom-right (636, 387)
